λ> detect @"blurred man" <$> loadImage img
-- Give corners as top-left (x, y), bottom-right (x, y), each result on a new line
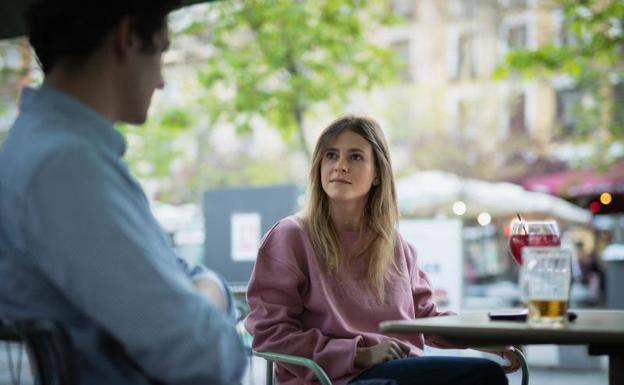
top-left (0, 1), bottom-right (247, 384)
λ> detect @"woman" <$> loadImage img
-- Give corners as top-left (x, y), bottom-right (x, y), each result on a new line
top-left (245, 116), bottom-right (516, 385)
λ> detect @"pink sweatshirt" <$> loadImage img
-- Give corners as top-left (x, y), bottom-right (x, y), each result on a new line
top-left (245, 216), bottom-right (453, 385)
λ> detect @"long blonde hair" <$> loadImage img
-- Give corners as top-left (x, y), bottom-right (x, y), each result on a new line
top-left (302, 116), bottom-right (399, 299)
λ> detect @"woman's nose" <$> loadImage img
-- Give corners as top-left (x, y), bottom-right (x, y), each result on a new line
top-left (334, 160), bottom-right (348, 173)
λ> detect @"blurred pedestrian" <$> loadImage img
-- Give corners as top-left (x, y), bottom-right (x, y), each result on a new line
top-left (575, 242), bottom-right (605, 305)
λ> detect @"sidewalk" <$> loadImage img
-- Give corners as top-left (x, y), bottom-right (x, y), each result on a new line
top-left (509, 366), bottom-right (607, 385)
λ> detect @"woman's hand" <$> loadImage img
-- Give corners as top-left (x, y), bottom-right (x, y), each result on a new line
top-left (499, 347), bottom-right (522, 373)
top-left (478, 346), bottom-right (522, 373)
top-left (354, 338), bottom-right (411, 369)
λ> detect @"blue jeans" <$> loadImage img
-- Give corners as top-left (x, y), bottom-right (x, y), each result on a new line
top-left (349, 356), bottom-right (508, 385)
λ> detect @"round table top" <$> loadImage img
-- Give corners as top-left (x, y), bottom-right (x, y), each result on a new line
top-left (379, 309), bottom-right (624, 347)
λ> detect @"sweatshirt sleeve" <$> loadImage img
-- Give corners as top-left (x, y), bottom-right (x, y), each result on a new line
top-left (403, 240), bottom-right (457, 348)
top-left (244, 220), bottom-right (363, 381)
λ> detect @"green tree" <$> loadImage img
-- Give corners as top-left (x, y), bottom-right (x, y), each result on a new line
top-left (119, 108), bottom-right (193, 180)
top-left (117, 0), bottom-right (400, 201)
top-left (195, 0), bottom-right (400, 159)
top-left (496, 0), bottom-right (624, 164)
top-left (0, 38), bottom-right (36, 139)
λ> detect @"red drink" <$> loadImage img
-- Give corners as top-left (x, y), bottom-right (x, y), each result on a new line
top-left (509, 233), bottom-right (561, 265)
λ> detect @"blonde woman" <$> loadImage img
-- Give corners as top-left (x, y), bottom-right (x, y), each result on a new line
top-left (245, 116), bottom-right (516, 385)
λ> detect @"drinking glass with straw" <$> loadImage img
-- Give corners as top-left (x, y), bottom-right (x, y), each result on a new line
top-left (508, 214), bottom-right (560, 265)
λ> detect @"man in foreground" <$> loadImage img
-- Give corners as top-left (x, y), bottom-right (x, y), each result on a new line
top-left (0, 1), bottom-right (247, 384)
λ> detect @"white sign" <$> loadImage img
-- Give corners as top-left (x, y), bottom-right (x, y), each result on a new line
top-left (231, 213), bottom-right (261, 261)
top-left (399, 219), bottom-right (463, 311)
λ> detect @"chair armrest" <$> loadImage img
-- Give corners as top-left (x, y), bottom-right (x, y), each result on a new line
top-left (253, 351), bottom-right (333, 385)
top-left (0, 318), bottom-right (76, 385)
top-left (254, 346), bottom-right (528, 385)
top-left (483, 345), bottom-right (529, 385)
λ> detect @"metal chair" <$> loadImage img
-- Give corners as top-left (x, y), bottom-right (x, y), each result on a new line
top-left (0, 318), bottom-right (76, 385)
top-left (254, 345), bottom-right (529, 385)
top-left (254, 350), bottom-right (332, 385)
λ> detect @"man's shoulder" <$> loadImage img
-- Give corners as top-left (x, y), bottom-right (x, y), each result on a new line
top-left (0, 113), bottom-right (98, 193)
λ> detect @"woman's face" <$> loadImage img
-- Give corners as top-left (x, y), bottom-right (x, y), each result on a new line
top-left (320, 129), bottom-right (378, 207)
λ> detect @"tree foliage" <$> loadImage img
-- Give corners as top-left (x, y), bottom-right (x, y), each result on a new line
top-left (195, 0), bottom-right (400, 158)
top-left (1, 1), bottom-right (401, 202)
top-left (496, 0), bottom-right (624, 146)
top-left (119, 108), bottom-right (193, 180)
top-left (498, 0), bottom-right (623, 77)
top-left (0, 38), bottom-right (35, 132)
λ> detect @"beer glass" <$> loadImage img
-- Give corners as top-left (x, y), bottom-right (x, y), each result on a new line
top-left (521, 247), bottom-right (572, 327)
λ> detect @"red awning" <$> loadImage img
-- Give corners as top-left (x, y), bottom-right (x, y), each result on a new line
top-left (523, 160), bottom-right (624, 197)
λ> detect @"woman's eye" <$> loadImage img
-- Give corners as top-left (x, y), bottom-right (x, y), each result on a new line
top-left (351, 154), bottom-right (363, 161)
top-left (325, 152), bottom-right (337, 160)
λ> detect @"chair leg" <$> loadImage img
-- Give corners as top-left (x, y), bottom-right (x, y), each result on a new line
top-left (510, 346), bottom-right (529, 385)
top-left (265, 359), bottom-right (274, 385)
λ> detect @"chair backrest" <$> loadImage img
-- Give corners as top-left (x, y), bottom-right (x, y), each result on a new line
top-left (0, 319), bottom-right (76, 385)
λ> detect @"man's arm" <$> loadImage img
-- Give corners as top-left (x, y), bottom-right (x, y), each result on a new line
top-left (24, 146), bottom-right (247, 384)
top-left (175, 257), bottom-right (234, 316)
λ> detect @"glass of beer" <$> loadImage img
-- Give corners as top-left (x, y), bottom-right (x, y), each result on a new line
top-left (521, 247), bottom-right (571, 327)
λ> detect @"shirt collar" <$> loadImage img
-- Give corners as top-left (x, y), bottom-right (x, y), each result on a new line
top-left (19, 85), bottom-right (127, 156)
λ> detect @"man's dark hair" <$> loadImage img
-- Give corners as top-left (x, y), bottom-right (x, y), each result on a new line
top-left (25, 0), bottom-right (182, 74)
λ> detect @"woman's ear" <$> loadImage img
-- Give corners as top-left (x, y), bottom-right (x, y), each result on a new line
top-left (373, 175), bottom-right (380, 186)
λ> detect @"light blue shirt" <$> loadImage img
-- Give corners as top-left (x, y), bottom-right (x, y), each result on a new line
top-left (0, 86), bottom-right (247, 385)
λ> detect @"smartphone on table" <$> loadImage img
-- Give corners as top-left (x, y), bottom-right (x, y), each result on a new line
top-left (488, 309), bottom-right (577, 322)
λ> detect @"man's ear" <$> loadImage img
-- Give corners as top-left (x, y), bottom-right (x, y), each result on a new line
top-left (112, 16), bottom-right (138, 59)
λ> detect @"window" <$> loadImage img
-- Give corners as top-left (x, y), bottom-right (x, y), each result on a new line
top-left (391, 0), bottom-right (416, 20)
top-left (457, 99), bottom-right (478, 139)
top-left (509, 93), bottom-right (527, 136)
top-left (556, 89), bottom-right (581, 136)
top-left (613, 82), bottom-right (624, 131)
top-left (508, 0), bottom-right (528, 7)
top-left (507, 25), bottom-right (527, 49)
top-left (558, 19), bottom-right (576, 47)
top-left (448, 0), bottom-right (479, 18)
top-left (391, 39), bottom-right (413, 82)
top-left (461, 0), bottom-right (480, 18)
top-left (500, 0), bottom-right (528, 8)
top-left (454, 32), bottom-right (477, 80)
